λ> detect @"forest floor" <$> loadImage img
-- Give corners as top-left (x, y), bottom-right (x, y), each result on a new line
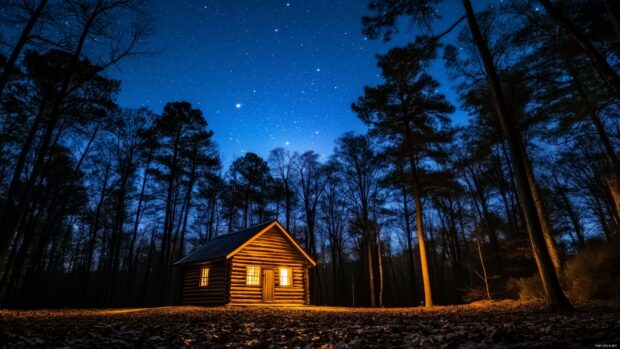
top-left (0, 300), bottom-right (618, 348)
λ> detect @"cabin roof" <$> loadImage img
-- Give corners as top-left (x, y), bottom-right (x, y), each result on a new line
top-left (174, 220), bottom-right (316, 266)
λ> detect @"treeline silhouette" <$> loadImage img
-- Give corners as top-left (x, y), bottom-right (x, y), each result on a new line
top-left (0, 0), bottom-right (618, 310)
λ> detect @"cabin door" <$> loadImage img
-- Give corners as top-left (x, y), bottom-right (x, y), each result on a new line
top-left (263, 269), bottom-right (275, 302)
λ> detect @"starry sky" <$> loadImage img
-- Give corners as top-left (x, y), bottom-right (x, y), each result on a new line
top-left (111, 0), bottom-right (484, 165)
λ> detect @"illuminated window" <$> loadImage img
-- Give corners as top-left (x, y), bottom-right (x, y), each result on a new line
top-left (199, 267), bottom-right (209, 287)
top-left (279, 267), bottom-right (292, 286)
top-left (246, 265), bottom-right (261, 285)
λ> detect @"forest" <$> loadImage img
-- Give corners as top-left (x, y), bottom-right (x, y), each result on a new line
top-left (0, 0), bottom-right (619, 314)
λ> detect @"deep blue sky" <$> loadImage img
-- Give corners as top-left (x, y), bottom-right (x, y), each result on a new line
top-left (111, 0), bottom-right (482, 165)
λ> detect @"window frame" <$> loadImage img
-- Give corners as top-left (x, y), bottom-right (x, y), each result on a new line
top-left (199, 267), bottom-right (209, 287)
top-left (246, 265), bottom-right (261, 286)
top-left (279, 267), bottom-right (292, 287)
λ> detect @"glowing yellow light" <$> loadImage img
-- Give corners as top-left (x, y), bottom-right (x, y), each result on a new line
top-left (200, 267), bottom-right (209, 287)
top-left (279, 267), bottom-right (291, 286)
top-left (246, 265), bottom-right (260, 285)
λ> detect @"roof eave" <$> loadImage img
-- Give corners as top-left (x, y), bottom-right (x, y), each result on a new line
top-left (174, 255), bottom-right (227, 267)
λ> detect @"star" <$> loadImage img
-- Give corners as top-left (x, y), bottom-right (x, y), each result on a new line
top-left (112, 0), bottom-right (468, 169)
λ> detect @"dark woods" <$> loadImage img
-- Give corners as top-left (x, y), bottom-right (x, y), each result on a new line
top-left (0, 0), bottom-right (618, 310)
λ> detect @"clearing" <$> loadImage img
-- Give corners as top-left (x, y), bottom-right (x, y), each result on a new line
top-left (0, 300), bottom-right (618, 348)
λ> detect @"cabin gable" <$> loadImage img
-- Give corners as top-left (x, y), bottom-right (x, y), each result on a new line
top-left (229, 226), bottom-right (309, 304)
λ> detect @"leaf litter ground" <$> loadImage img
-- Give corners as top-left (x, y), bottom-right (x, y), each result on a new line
top-left (0, 300), bottom-right (618, 348)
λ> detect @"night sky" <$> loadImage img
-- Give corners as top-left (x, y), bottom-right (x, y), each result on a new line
top-left (111, 0), bottom-right (485, 165)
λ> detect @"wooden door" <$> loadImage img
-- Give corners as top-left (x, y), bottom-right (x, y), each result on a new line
top-left (263, 269), bottom-right (274, 302)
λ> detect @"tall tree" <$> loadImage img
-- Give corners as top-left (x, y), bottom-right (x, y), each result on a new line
top-left (294, 150), bottom-right (326, 304)
top-left (149, 101), bottom-right (218, 303)
top-left (229, 152), bottom-right (272, 229)
top-left (269, 147), bottom-right (297, 231)
top-left (353, 38), bottom-right (454, 307)
top-left (334, 133), bottom-right (384, 307)
top-left (320, 159), bottom-right (349, 305)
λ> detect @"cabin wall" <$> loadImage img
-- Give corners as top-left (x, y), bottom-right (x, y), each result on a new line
top-left (229, 228), bottom-right (309, 304)
top-left (180, 259), bottom-right (228, 305)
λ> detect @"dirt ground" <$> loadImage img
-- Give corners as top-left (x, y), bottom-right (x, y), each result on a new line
top-left (0, 300), bottom-right (618, 348)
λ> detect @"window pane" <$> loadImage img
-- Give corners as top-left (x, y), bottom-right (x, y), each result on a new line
top-left (246, 266), bottom-right (260, 285)
top-left (200, 267), bottom-right (209, 287)
top-left (280, 267), bottom-right (291, 286)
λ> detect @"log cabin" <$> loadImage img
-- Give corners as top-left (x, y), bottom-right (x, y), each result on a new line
top-left (174, 220), bottom-right (316, 305)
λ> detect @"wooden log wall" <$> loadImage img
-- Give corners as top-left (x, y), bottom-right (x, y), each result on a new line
top-left (229, 228), bottom-right (309, 304)
top-left (180, 259), bottom-right (228, 305)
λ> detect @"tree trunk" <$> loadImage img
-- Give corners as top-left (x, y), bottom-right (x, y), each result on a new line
top-left (402, 118), bottom-right (432, 307)
top-left (497, 145), bottom-right (524, 236)
top-left (329, 229), bottom-right (339, 304)
top-left (592, 194), bottom-right (614, 240)
top-left (463, 0), bottom-right (573, 312)
top-left (127, 151), bottom-right (152, 270)
top-left (366, 237), bottom-right (376, 307)
top-left (455, 198), bottom-right (474, 288)
top-left (606, 175), bottom-right (620, 226)
top-left (446, 196), bottom-right (463, 285)
top-left (0, 103), bottom-right (46, 262)
top-left (470, 171), bottom-right (504, 275)
top-left (177, 177), bottom-right (195, 260)
top-left (158, 126), bottom-right (182, 302)
top-left (523, 155), bottom-right (562, 271)
top-left (227, 188), bottom-right (235, 233)
top-left (142, 229), bottom-right (157, 305)
top-left (475, 228), bottom-right (492, 301)
top-left (285, 181), bottom-right (291, 231)
top-left (557, 184), bottom-right (585, 249)
top-left (497, 183), bottom-right (518, 236)
top-left (376, 230), bottom-right (384, 307)
top-left (81, 161), bottom-right (111, 304)
top-left (414, 186), bottom-right (433, 308)
top-left (397, 158), bottom-right (418, 304)
top-left (242, 191), bottom-right (249, 228)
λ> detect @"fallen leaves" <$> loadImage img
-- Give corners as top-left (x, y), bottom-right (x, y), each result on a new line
top-left (0, 300), bottom-right (618, 348)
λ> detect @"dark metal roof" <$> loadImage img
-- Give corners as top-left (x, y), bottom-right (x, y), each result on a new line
top-left (174, 220), bottom-right (277, 266)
